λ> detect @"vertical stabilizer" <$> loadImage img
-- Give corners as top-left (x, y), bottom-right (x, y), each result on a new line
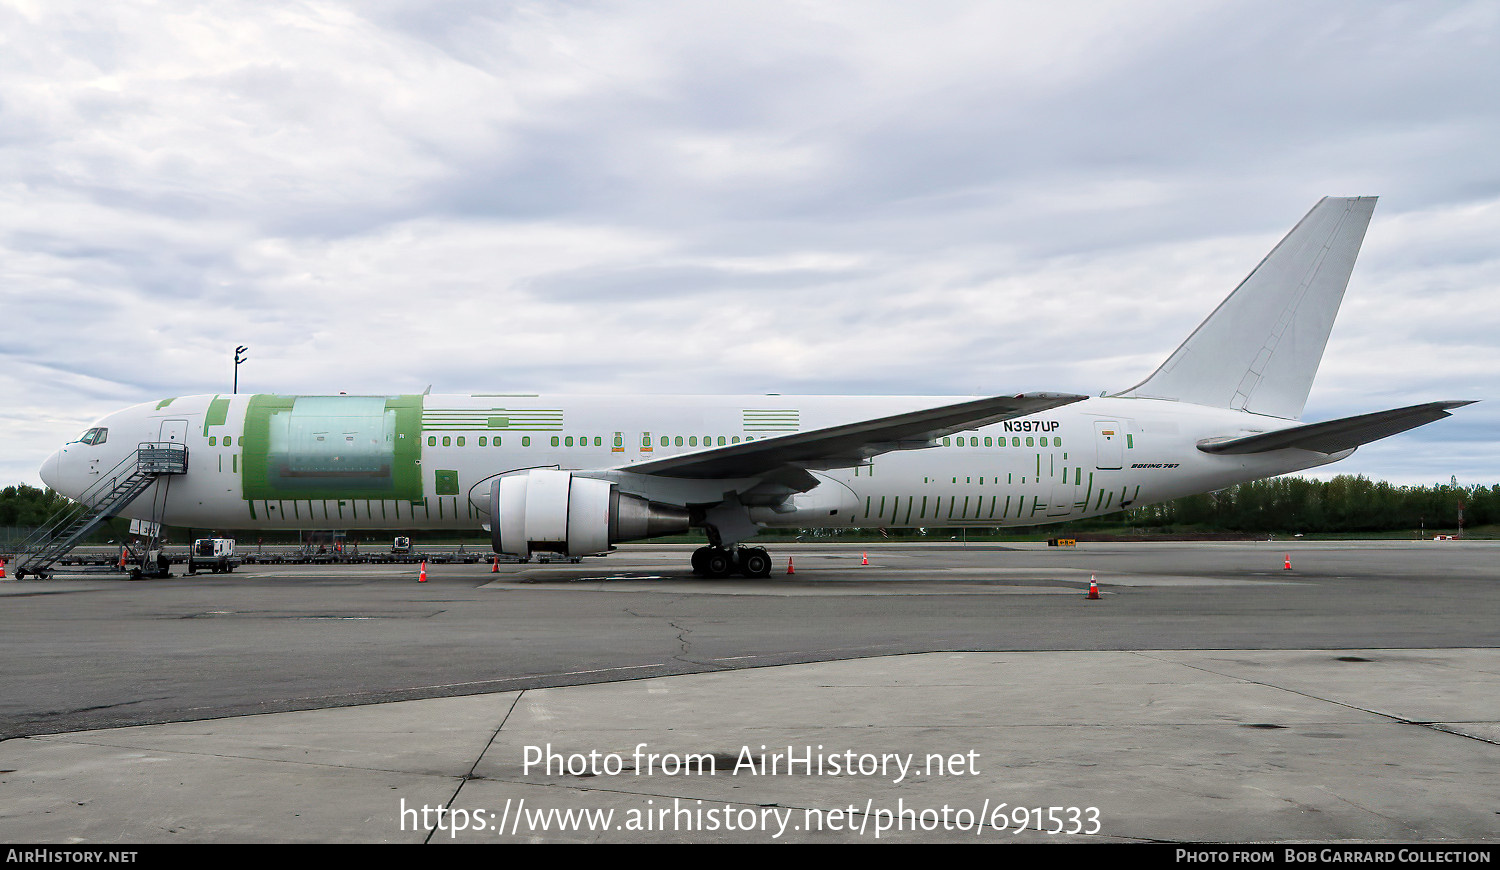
top-left (1117, 197), bottom-right (1377, 420)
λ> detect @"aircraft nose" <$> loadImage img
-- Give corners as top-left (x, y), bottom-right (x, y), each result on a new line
top-left (39, 450), bottom-right (62, 492)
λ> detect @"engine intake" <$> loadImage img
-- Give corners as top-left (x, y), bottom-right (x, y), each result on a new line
top-left (490, 470), bottom-right (689, 557)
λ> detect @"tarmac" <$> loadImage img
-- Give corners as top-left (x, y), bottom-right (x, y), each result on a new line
top-left (1, 541), bottom-right (1497, 843)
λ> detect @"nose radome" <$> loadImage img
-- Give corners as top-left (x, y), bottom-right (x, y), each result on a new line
top-left (39, 450), bottom-right (62, 491)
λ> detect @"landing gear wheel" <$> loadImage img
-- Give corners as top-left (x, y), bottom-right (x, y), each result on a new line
top-left (739, 548), bottom-right (772, 578)
top-left (703, 549), bottom-right (733, 578)
top-left (690, 546), bottom-right (712, 575)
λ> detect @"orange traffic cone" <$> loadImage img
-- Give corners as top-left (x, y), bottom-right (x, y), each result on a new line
top-left (1283, 554), bottom-right (1292, 571)
top-left (1086, 574), bottom-right (1100, 599)
top-left (491, 556), bottom-right (499, 573)
top-left (861, 552), bottom-right (869, 565)
top-left (118, 548), bottom-right (128, 570)
top-left (0, 558), bottom-right (6, 579)
top-left (419, 561), bottom-right (428, 583)
top-left (786, 556), bottom-right (795, 575)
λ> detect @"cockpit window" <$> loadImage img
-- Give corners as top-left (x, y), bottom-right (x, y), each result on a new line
top-left (79, 428), bottom-right (109, 446)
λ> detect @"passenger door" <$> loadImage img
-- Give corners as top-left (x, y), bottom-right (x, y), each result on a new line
top-left (1094, 421), bottom-right (1123, 470)
top-left (159, 419), bottom-right (189, 444)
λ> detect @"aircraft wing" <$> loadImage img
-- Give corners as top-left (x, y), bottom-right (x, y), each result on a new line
top-left (1196, 401), bottom-right (1476, 455)
top-left (622, 392), bottom-right (1088, 480)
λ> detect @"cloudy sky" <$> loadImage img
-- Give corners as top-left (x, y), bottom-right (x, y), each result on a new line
top-left (2, 0), bottom-right (1496, 488)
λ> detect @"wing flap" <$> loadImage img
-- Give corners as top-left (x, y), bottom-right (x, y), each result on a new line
top-left (625, 392), bottom-right (1088, 479)
top-left (1196, 401), bottom-right (1475, 455)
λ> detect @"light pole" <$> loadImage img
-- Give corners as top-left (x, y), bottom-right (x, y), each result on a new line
top-left (1453, 475), bottom-right (1465, 539)
top-left (234, 346), bottom-right (248, 394)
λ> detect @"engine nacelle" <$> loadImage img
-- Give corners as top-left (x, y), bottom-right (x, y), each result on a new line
top-left (490, 470), bottom-right (689, 558)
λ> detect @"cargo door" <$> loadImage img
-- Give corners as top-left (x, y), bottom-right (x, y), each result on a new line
top-left (1046, 482), bottom-right (1075, 517)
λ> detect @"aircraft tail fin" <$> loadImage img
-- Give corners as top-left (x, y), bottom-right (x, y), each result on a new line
top-left (1117, 197), bottom-right (1379, 420)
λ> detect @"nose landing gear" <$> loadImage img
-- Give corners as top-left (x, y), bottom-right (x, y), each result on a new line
top-left (690, 545), bottom-right (773, 578)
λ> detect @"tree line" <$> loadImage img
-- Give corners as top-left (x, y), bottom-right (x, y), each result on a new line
top-left (1113, 475), bottom-right (1494, 534)
top-left (0, 485), bottom-right (70, 528)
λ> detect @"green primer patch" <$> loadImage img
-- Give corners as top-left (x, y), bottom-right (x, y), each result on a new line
top-left (204, 396), bottom-right (230, 434)
top-left (241, 394), bottom-right (424, 502)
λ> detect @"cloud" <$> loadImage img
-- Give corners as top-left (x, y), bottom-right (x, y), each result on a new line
top-left (1, 0), bottom-right (1496, 489)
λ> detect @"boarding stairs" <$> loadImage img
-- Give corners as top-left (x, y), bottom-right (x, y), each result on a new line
top-left (8, 443), bottom-right (188, 579)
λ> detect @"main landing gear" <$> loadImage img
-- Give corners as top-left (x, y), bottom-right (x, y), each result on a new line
top-left (690, 545), bottom-right (773, 578)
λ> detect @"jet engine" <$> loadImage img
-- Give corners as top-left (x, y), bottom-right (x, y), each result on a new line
top-left (489, 469), bottom-right (689, 558)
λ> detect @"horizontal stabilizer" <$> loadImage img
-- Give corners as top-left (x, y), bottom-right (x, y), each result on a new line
top-left (1197, 401), bottom-right (1476, 455)
top-left (625, 392), bottom-right (1088, 479)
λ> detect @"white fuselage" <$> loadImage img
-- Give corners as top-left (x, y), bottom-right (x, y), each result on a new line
top-left (40, 392), bottom-right (1347, 533)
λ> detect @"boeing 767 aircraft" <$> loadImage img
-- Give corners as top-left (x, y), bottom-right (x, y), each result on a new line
top-left (33, 197), bottom-right (1473, 578)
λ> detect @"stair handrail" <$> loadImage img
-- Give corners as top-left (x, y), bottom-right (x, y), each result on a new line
top-left (10, 443), bottom-right (186, 564)
top-left (12, 451), bottom-right (145, 557)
